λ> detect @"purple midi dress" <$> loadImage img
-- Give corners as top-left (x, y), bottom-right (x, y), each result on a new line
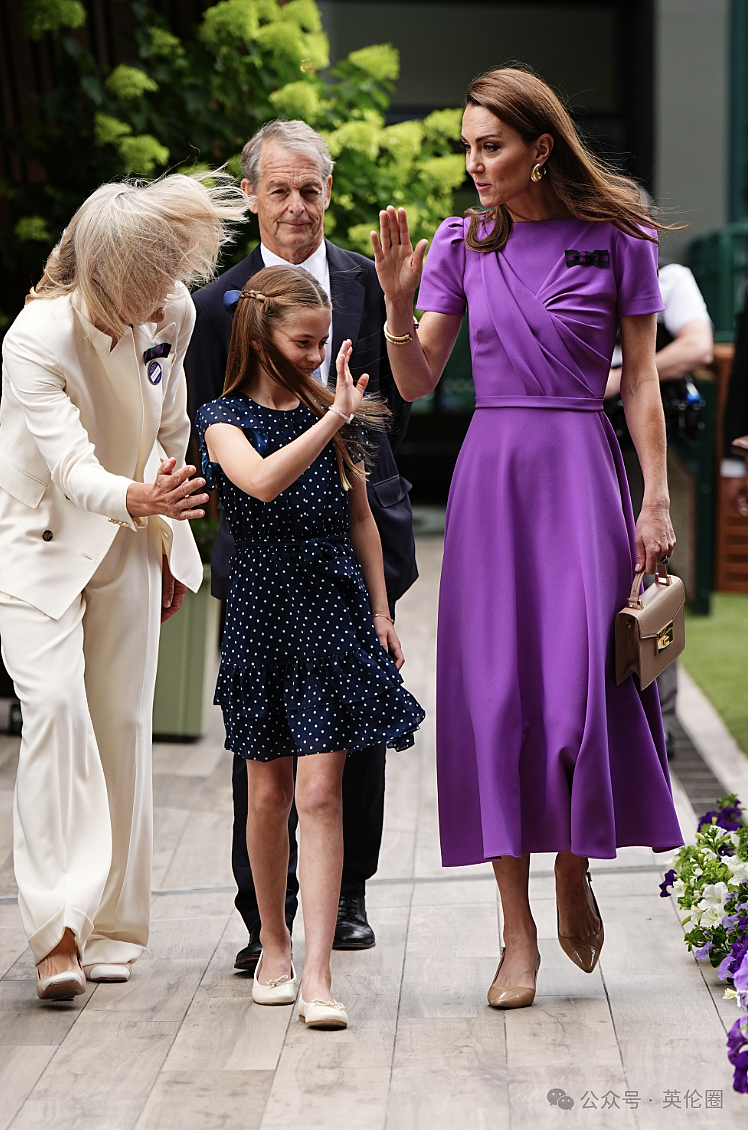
top-left (417, 216), bottom-right (684, 866)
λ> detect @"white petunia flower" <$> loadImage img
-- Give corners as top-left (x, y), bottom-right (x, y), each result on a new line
top-left (725, 859), bottom-right (748, 882)
top-left (695, 882), bottom-right (731, 926)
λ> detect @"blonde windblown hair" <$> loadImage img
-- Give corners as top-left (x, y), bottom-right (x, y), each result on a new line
top-left (27, 170), bottom-right (248, 334)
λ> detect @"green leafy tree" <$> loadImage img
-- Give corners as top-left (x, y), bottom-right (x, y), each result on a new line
top-left (2, 0), bottom-right (464, 330)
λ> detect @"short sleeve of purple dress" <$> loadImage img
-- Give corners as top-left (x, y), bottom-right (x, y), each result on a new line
top-left (418, 216), bottom-right (683, 865)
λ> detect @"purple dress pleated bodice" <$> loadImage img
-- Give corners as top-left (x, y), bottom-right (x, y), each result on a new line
top-left (418, 216), bottom-right (683, 865)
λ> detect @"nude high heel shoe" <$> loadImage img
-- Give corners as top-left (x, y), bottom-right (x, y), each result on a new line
top-left (557, 871), bottom-right (604, 973)
top-left (487, 949), bottom-right (540, 1009)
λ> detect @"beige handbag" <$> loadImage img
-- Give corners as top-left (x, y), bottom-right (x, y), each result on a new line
top-left (615, 561), bottom-right (685, 689)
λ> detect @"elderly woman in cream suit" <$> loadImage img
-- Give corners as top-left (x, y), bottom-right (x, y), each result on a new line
top-left (0, 172), bottom-right (245, 1000)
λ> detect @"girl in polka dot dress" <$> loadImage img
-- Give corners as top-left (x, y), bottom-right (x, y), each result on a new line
top-left (195, 266), bottom-right (424, 1029)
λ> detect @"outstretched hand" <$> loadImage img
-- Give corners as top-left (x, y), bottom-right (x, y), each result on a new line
top-left (370, 206), bottom-right (428, 304)
top-left (333, 340), bottom-right (369, 420)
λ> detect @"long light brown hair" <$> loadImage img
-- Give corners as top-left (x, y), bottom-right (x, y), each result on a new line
top-left (464, 67), bottom-right (679, 254)
top-left (224, 265), bottom-right (389, 489)
top-left (27, 170), bottom-right (247, 335)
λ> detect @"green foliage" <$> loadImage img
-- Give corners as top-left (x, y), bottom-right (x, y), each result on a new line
top-left (2, 0), bottom-right (464, 313)
top-left (23, 0), bottom-right (86, 39)
top-left (14, 216), bottom-right (52, 243)
top-left (106, 64), bottom-right (159, 100)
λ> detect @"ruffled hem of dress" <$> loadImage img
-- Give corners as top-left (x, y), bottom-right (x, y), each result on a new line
top-left (215, 644), bottom-right (425, 760)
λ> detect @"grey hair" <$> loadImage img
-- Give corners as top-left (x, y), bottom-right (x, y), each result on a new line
top-left (240, 120), bottom-right (334, 194)
top-left (27, 170), bottom-right (248, 335)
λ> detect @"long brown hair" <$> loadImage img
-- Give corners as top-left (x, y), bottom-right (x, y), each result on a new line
top-left (224, 265), bottom-right (389, 489)
top-left (464, 66), bottom-right (679, 254)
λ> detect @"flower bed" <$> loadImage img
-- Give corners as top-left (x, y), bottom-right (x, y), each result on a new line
top-left (660, 795), bottom-right (748, 1093)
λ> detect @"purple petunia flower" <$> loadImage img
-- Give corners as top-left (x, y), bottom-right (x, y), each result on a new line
top-left (695, 940), bottom-right (714, 960)
top-left (718, 939), bottom-right (748, 985)
top-left (727, 1018), bottom-right (748, 1093)
top-left (660, 868), bottom-right (677, 897)
top-left (736, 952), bottom-right (748, 995)
top-left (697, 801), bottom-right (745, 833)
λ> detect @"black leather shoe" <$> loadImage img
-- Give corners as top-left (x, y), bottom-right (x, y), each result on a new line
top-left (333, 895), bottom-right (375, 950)
top-left (234, 927), bottom-right (261, 974)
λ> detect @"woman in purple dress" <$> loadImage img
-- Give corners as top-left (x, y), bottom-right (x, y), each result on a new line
top-left (372, 67), bottom-right (683, 1008)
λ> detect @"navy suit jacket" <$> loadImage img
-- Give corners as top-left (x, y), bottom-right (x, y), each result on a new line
top-left (724, 293), bottom-right (748, 454)
top-left (186, 240), bottom-right (417, 606)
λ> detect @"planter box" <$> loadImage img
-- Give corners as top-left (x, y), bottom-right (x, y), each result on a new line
top-left (152, 563), bottom-right (219, 740)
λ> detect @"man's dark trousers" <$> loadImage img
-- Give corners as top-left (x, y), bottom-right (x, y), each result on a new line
top-left (187, 239), bottom-right (417, 936)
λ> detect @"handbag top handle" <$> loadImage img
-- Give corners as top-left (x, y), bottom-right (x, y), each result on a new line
top-left (626, 559), bottom-right (672, 610)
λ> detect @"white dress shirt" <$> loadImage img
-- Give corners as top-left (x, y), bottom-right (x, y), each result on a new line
top-left (260, 241), bottom-right (332, 386)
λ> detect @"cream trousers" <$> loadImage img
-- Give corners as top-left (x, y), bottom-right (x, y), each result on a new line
top-left (0, 522), bottom-right (162, 965)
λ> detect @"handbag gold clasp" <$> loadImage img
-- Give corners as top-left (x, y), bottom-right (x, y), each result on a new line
top-left (657, 621), bottom-right (674, 652)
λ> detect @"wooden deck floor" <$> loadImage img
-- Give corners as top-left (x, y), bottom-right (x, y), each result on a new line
top-left (0, 539), bottom-right (745, 1128)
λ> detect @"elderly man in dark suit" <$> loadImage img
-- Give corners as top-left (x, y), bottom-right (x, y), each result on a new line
top-left (187, 120), bottom-right (417, 971)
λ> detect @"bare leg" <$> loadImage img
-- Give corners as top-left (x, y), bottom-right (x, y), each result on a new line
top-left (295, 749), bottom-right (347, 1003)
top-left (245, 757), bottom-right (295, 983)
top-left (491, 855), bottom-right (540, 989)
top-left (36, 927), bottom-right (80, 980)
top-left (555, 851), bottom-right (601, 938)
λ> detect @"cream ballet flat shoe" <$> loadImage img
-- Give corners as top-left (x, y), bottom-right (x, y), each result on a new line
top-left (36, 965), bottom-right (86, 1001)
top-left (251, 955), bottom-right (298, 1005)
top-left (298, 996), bottom-right (348, 1029)
top-left (83, 964), bottom-right (131, 983)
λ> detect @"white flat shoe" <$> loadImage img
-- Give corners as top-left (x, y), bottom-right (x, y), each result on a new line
top-left (36, 966), bottom-right (86, 1001)
top-left (83, 964), bottom-right (131, 983)
top-left (251, 955), bottom-right (297, 1005)
top-left (298, 996), bottom-right (348, 1029)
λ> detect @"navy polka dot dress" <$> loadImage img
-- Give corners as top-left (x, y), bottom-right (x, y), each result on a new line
top-left (195, 394), bottom-right (424, 762)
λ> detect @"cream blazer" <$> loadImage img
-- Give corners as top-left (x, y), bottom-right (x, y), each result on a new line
top-left (0, 284), bottom-right (203, 619)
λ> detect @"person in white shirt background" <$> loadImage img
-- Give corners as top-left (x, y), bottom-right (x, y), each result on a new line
top-left (0, 172), bottom-right (245, 1001)
top-left (605, 256), bottom-right (713, 754)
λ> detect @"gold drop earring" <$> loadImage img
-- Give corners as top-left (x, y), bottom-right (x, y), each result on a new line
top-left (530, 163), bottom-right (547, 182)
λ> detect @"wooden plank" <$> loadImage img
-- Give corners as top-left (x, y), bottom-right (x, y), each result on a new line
top-left (134, 1070), bottom-right (274, 1130)
top-left (0, 924), bottom-right (29, 980)
top-left (386, 1016), bottom-right (508, 1130)
top-left (165, 991), bottom-right (292, 1073)
top-left (158, 811), bottom-right (234, 890)
top-left (13, 1016), bottom-right (180, 1130)
top-left (398, 901), bottom-right (499, 1020)
top-left (0, 1045), bottom-right (55, 1130)
top-left (0, 980), bottom-right (93, 1046)
top-left (151, 806), bottom-right (190, 890)
top-left (86, 958), bottom-right (209, 1025)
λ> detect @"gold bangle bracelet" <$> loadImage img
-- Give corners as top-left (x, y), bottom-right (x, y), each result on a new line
top-left (384, 320), bottom-right (416, 345)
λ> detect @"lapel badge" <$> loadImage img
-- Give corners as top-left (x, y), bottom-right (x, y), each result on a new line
top-left (143, 342), bottom-right (171, 386)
